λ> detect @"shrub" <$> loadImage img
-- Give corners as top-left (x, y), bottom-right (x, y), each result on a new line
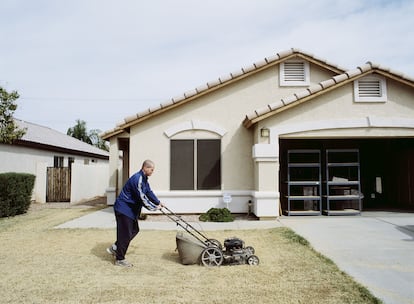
top-left (199, 207), bottom-right (234, 222)
top-left (0, 173), bottom-right (35, 218)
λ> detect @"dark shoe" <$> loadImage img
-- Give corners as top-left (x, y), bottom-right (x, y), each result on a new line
top-left (115, 259), bottom-right (133, 267)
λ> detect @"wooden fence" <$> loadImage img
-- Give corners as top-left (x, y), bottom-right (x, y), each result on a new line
top-left (47, 167), bottom-right (71, 202)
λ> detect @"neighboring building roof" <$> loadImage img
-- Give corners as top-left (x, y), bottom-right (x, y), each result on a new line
top-left (101, 48), bottom-right (347, 139)
top-left (243, 62), bottom-right (414, 128)
top-left (12, 119), bottom-right (109, 159)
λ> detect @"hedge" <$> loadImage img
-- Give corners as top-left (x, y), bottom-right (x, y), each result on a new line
top-left (199, 207), bottom-right (234, 222)
top-left (0, 173), bottom-right (36, 218)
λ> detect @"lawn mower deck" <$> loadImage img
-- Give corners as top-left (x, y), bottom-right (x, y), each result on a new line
top-left (161, 207), bottom-right (259, 267)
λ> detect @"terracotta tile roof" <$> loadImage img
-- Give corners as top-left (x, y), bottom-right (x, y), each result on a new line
top-left (243, 62), bottom-right (414, 128)
top-left (101, 48), bottom-right (347, 139)
top-left (14, 119), bottom-right (109, 158)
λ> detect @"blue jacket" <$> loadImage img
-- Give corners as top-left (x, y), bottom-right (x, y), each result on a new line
top-left (114, 170), bottom-right (160, 220)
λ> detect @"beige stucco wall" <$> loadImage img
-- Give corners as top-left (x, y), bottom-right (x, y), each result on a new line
top-left (123, 63), bottom-right (336, 193)
top-left (106, 60), bottom-right (343, 216)
top-left (108, 136), bottom-right (119, 189)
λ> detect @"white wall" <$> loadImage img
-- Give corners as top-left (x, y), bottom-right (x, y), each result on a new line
top-left (0, 145), bottom-right (51, 202)
top-left (0, 144), bottom-right (108, 203)
top-left (35, 162), bottom-right (47, 203)
top-left (70, 163), bottom-right (109, 203)
top-left (0, 144), bottom-right (51, 173)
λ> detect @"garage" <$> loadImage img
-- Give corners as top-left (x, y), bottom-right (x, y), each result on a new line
top-left (279, 138), bottom-right (414, 214)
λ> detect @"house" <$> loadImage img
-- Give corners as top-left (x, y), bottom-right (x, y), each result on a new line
top-left (101, 48), bottom-right (414, 218)
top-left (0, 119), bottom-right (109, 203)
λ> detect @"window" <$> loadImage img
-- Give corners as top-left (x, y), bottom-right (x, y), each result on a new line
top-left (279, 61), bottom-right (310, 86)
top-left (171, 140), bottom-right (194, 190)
top-left (54, 156), bottom-right (64, 168)
top-left (170, 139), bottom-right (221, 190)
top-left (354, 75), bottom-right (387, 102)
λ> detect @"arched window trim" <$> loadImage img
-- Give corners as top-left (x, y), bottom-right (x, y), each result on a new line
top-left (164, 120), bottom-right (226, 138)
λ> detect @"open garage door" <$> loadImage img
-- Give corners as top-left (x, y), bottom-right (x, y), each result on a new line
top-left (360, 139), bottom-right (414, 210)
top-left (280, 138), bottom-right (414, 212)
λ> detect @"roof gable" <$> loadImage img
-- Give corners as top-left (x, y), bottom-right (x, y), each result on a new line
top-left (101, 48), bottom-right (347, 139)
top-left (243, 62), bottom-right (414, 128)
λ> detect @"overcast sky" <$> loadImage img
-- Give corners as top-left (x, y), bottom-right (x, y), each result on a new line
top-left (1, 0), bottom-right (413, 134)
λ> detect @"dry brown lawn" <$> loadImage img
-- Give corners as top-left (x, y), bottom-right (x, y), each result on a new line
top-left (0, 207), bottom-right (381, 304)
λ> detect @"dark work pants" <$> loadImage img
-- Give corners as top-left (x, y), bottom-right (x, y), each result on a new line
top-left (114, 211), bottom-right (139, 261)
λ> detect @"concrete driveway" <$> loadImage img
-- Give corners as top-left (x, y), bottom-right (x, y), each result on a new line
top-left (280, 212), bottom-right (414, 304)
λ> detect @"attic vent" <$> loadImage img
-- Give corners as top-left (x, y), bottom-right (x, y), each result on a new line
top-left (280, 60), bottom-right (310, 86)
top-left (354, 75), bottom-right (387, 102)
top-left (358, 79), bottom-right (381, 97)
top-left (284, 62), bottom-right (305, 81)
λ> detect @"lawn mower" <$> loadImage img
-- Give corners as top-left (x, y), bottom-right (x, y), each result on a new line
top-left (160, 206), bottom-right (260, 267)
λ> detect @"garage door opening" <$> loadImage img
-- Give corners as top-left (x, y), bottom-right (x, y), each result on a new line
top-left (279, 138), bottom-right (414, 213)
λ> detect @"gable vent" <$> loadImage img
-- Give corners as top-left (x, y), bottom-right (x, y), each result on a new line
top-left (284, 62), bottom-right (305, 82)
top-left (354, 75), bottom-right (387, 102)
top-left (358, 79), bottom-right (382, 97)
top-left (280, 60), bottom-right (310, 86)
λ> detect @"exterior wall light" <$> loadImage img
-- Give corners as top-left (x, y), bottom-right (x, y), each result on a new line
top-left (260, 127), bottom-right (270, 138)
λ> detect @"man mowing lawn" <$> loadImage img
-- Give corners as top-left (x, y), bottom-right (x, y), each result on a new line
top-left (107, 159), bottom-right (164, 267)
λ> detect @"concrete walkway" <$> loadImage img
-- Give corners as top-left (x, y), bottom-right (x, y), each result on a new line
top-left (55, 207), bottom-right (283, 230)
top-left (56, 208), bottom-right (414, 304)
